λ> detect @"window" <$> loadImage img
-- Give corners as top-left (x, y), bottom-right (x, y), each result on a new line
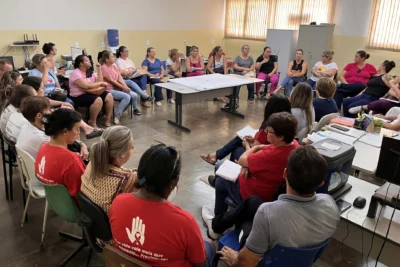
top-left (367, 0), bottom-right (400, 52)
top-left (224, 0), bottom-right (337, 40)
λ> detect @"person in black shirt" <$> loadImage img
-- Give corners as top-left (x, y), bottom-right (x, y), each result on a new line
top-left (255, 47), bottom-right (278, 100)
top-left (342, 60), bottom-right (396, 117)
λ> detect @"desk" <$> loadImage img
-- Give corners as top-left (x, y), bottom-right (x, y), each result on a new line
top-left (335, 176), bottom-right (400, 266)
top-left (353, 141), bottom-right (381, 175)
top-left (155, 74), bottom-right (262, 132)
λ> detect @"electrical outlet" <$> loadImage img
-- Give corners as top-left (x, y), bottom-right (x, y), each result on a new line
top-left (211, 39), bottom-right (214, 44)
top-left (101, 41), bottom-right (105, 48)
top-left (74, 42), bottom-right (79, 48)
top-left (146, 40), bottom-right (150, 46)
top-left (182, 40), bottom-right (186, 44)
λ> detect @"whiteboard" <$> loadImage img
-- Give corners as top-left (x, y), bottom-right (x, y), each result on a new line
top-left (168, 74), bottom-right (256, 91)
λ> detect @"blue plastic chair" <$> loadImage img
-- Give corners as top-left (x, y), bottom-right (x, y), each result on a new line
top-left (218, 230), bottom-right (331, 267)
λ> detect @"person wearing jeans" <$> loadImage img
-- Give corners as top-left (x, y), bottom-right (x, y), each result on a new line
top-left (100, 51), bottom-right (141, 124)
top-left (255, 47), bottom-right (278, 99)
top-left (232, 45), bottom-right (255, 104)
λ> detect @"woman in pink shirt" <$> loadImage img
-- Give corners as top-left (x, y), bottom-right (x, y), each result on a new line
top-left (185, 46), bottom-right (204, 77)
top-left (100, 51), bottom-right (141, 125)
top-left (69, 55), bottom-right (114, 128)
top-left (334, 50), bottom-right (377, 109)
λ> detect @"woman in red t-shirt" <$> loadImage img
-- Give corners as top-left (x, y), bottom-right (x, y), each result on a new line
top-left (35, 109), bottom-right (87, 202)
top-left (334, 50), bottom-right (377, 109)
top-left (200, 94), bottom-right (292, 167)
top-left (109, 144), bottom-right (215, 267)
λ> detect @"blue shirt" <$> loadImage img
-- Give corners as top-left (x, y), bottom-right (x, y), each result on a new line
top-left (313, 98), bottom-right (338, 122)
top-left (141, 58), bottom-right (163, 75)
top-left (29, 69), bottom-right (58, 96)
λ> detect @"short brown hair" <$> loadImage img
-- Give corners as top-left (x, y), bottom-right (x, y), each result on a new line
top-left (20, 96), bottom-right (50, 122)
top-left (0, 59), bottom-right (12, 70)
top-left (267, 112), bottom-right (298, 143)
top-left (316, 78), bottom-right (336, 98)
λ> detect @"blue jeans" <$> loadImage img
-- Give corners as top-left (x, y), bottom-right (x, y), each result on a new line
top-left (306, 79), bottom-right (317, 90)
top-left (147, 77), bottom-right (172, 101)
top-left (124, 79), bottom-right (148, 99)
top-left (215, 161), bottom-right (242, 216)
top-left (280, 76), bottom-right (306, 96)
top-left (216, 136), bottom-right (246, 162)
top-left (342, 93), bottom-right (379, 117)
top-left (334, 83), bottom-right (367, 110)
top-left (110, 90), bottom-right (138, 117)
top-left (131, 75), bottom-right (147, 90)
top-left (235, 83), bottom-right (255, 101)
top-left (204, 240), bottom-right (215, 267)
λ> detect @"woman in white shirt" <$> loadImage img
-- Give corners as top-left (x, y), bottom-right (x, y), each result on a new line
top-left (289, 82), bottom-right (315, 134)
top-left (166, 49), bottom-right (183, 78)
top-left (306, 51), bottom-right (338, 90)
top-left (207, 46), bottom-right (227, 74)
top-left (115, 46), bottom-right (154, 108)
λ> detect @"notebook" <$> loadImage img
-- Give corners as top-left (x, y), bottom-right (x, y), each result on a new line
top-left (215, 160), bottom-right (241, 182)
top-left (330, 117), bottom-right (355, 127)
top-left (236, 125), bottom-right (258, 140)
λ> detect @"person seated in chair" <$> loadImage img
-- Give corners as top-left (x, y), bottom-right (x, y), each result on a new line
top-left (207, 46), bottom-right (227, 75)
top-left (255, 46), bottom-right (278, 100)
top-left (289, 82), bottom-right (315, 135)
top-left (232, 45), bottom-right (255, 104)
top-left (212, 145), bottom-right (340, 267)
top-left (0, 59), bottom-right (13, 79)
top-left (306, 51), bottom-right (338, 90)
top-left (0, 70), bottom-right (23, 111)
top-left (202, 112), bottom-right (299, 221)
top-left (334, 50), bottom-right (377, 110)
top-left (35, 109), bottom-right (87, 203)
top-left (17, 96), bottom-right (51, 158)
top-left (1, 84), bottom-right (37, 141)
top-left (109, 144), bottom-right (215, 267)
top-left (275, 49), bottom-right (308, 96)
top-left (42, 42), bottom-right (65, 76)
top-left (166, 48), bottom-right (185, 77)
top-left (186, 46), bottom-right (205, 77)
top-left (80, 126), bottom-right (136, 215)
top-left (313, 78), bottom-right (338, 122)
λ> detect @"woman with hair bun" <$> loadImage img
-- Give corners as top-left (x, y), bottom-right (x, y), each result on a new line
top-left (35, 109), bottom-right (87, 202)
top-left (343, 60), bottom-right (397, 117)
top-left (334, 50), bottom-right (377, 109)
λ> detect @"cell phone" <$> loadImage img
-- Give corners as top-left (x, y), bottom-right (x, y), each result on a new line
top-left (362, 116), bottom-right (372, 131)
top-left (336, 199), bottom-right (352, 214)
top-left (331, 124), bottom-right (350, 132)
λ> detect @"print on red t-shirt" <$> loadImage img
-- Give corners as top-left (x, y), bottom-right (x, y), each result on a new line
top-left (239, 140), bottom-right (299, 202)
top-left (109, 194), bottom-right (205, 267)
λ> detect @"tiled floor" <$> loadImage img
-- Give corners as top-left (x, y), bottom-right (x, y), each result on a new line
top-left (0, 91), bottom-right (387, 266)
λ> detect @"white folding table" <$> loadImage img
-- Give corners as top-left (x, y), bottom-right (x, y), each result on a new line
top-left (155, 74), bottom-right (263, 132)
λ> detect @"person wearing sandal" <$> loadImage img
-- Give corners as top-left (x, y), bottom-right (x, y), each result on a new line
top-left (255, 47), bottom-right (279, 100)
top-left (69, 55), bottom-right (114, 128)
top-left (115, 46), bottom-right (154, 108)
top-left (142, 47), bottom-right (174, 107)
top-left (101, 51), bottom-right (141, 125)
top-left (200, 94), bottom-right (292, 182)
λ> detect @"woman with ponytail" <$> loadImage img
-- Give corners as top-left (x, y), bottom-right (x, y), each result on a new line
top-left (109, 143), bottom-right (215, 267)
top-left (80, 126), bottom-right (136, 214)
top-left (206, 46), bottom-right (227, 74)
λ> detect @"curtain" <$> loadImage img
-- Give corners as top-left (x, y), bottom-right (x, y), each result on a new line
top-left (224, 0), bottom-right (337, 40)
top-left (367, 0), bottom-right (400, 52)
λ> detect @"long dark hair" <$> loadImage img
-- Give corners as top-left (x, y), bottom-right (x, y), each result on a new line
top-left (116, 46), bottom-right (126, 58)
top-left (260, 94), bottom-right (292, 130)
top-left (212, 46), bottom-right (221, 71)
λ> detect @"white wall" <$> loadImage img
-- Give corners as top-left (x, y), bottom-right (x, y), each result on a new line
top-left (1, 0), bottom-right (225, 30)
top-left (334, 0), bottom-right (373, 37)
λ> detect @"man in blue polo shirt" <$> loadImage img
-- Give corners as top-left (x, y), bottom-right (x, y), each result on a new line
top-left (218, 145), bottom-right (340, 267)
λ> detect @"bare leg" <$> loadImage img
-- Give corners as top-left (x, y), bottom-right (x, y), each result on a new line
top-left (88, 97), bottom-right (103, 128)
top-left (104, 93), bottom-right (113, 127)
top-left (80, 120), bottom-right (94, 135)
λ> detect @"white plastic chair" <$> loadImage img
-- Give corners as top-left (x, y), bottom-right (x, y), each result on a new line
top-left (15, 144), bottom-right (48, 251)
top-left (314, 113), bottom-right (340, 132)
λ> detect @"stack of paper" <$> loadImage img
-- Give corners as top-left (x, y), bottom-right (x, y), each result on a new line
top-left (237, 125), bottom-right (258, 140)
top-left (216, 160), bottom-right (241, 182)
top-left (308, 132), bottom-right (328, 143)
top-left (317, 131), bottom-right (357, 145)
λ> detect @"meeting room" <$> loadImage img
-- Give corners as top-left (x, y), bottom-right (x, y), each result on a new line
top-left (1, 0), bottom-right (400, 266)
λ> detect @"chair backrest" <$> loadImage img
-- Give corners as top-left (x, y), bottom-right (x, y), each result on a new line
top-left (40, 182), bottom-right (81, 224)
top-left (15, 145), bottom-right (43, 194)
top-left (161, 60), bottom-right (167, 71)
top-left (296, 127), bottom-right (309, 144)
top-left (103, 245), bottom-right (152, 267)
top-left (315, 113), bottom-right (340, 131)
top-left (261, 238), bottom-right (331, 267)
top-left (77, 191), bottom-right (112, 242)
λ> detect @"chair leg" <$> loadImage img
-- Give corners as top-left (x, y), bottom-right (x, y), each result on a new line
top-left (22, 189), bottom-right (28, 222)
top-left (1, 140), bottom-right (9, 200)
top-left (8, 153), bottom-right (13, 201)
top-left (40, 200), bottom-right (49, 251)
top-left (60, 242), bottom-right (87, 267)
top-left (20, 193), bottom-right (31, 227)
top-left (85, 247), bottom-right (93, 267)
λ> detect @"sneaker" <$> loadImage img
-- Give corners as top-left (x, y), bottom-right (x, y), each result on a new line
top-left (349, 106), bottom-right (363, 114)
top-left (133, 109), bottom-right (142, 115)
top-left (168, 98), bottom-right (175, 104)
top-left (156, 101), bottom-right (162, 107)
top-left (147, 96), bottom-right (155, 102)
top-left (114, 116), bottom-right (120, 125)
top-left (208, 175), bottom-right (216, 188)
top-left (201, 206), bottom-right (221, 240)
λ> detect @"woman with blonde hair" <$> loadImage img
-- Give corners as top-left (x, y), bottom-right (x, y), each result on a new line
top-left (290, 82), bottom-right (315, 133)
top-left (306, 50), bottom-right (338, 90)
top-left (166, 48), bottom-right (183, 77)
top-left (186, 46), bottom-right (204, 77)
top-left (80, 126), bottom-right (136, 214)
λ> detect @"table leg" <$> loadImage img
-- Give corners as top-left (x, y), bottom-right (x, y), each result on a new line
top-left (220, 87), bottom-right (245, 118)
top-left (167, 93), bottom-right (191, 132)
